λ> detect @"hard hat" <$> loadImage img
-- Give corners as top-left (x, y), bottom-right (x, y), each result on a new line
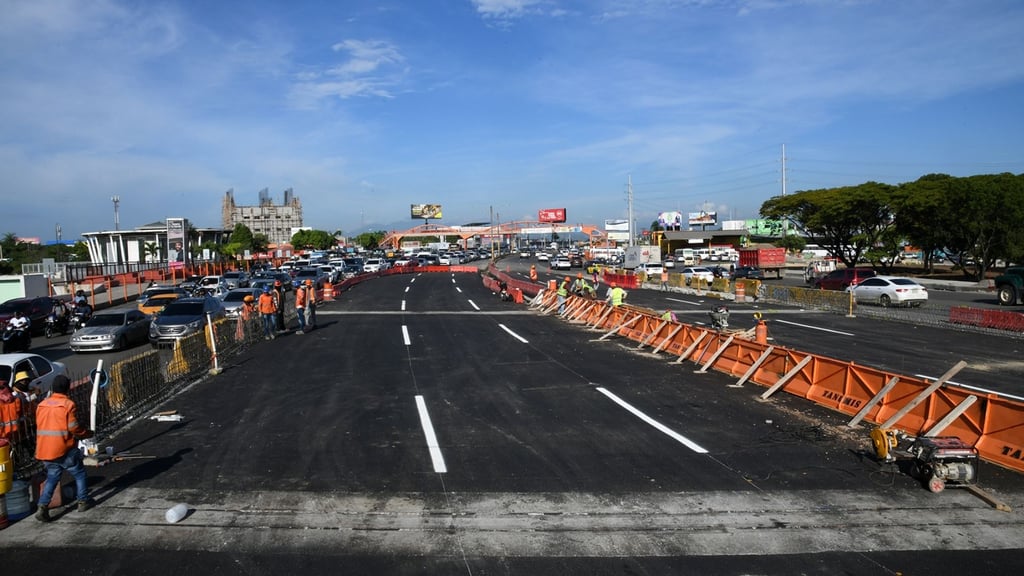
top-left (274, 280), bottom-right (282, 286)
top-left (610, 282), bottom-right (617, 287)
top-left (564, 276), bottom-right (571, 282)
top-left (305, 279), bottom-right (313, 286)
top-left (243, 295), bottom-right (255, 303)
top-left (14, 371), bottom-right (31, 383)
top-left (263, 286), bottom-right (271, 293)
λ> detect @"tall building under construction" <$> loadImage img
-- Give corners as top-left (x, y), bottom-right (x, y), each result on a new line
top-left (222, 188), bottom-right (303, 246)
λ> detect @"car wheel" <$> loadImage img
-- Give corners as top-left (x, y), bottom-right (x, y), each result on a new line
top-left (879, 294), bottom-right (891, 307)
top-left (997, 285), bottom-right (1017, 306)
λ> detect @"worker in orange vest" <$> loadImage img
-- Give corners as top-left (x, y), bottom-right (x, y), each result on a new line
top-left (529, 264), bottom-right (538, 282)
top-left (34, 375), bottom-right (94, 522)
top-left (294, 279), bottom-right (308, 333)
top-left (258, 285), bottom-right (278, 340)
top-left (0, 380), bottom-right (23, 441)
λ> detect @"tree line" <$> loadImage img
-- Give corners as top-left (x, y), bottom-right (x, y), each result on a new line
top-left (760, 173), bottom-right (1024, 279)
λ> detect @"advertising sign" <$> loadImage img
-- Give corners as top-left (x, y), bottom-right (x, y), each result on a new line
top-left (411, 204), bottom-right (443, 219)
top-left (688, 211), bottom-right (717, 226)
top-left (657, 211), bottom-right (683, 229)
top-left (166, 217), bottom-right (188, 268)
top-left (538, 208), bottom-right (567, 223)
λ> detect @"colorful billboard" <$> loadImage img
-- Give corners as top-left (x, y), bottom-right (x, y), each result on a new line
top-left (166, 217), bottom-right (188, 268)
top-left (538, 208), bottom-right (567, 223)
top-left (657, 211), bottom-right (683, 229)
top-left (411, 204), bottom-right (443, 219)
top-left (688, 211), bottom-right (717, 226)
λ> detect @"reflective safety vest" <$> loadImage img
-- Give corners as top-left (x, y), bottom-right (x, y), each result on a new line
top-left (557, 281), bottom-right (570, 297)
top-left (529, 267), bottom-right (538, 282)
top-left (0, 388), bottom-right (22, 439)
top-left (258, 293), bottom-right (277, 314)
top-left (34, 393), bottom-right (88, 461)
top-left (295, 286), bottom-right (307, 308)
top-left (608, 286), bottom-right (626, 306)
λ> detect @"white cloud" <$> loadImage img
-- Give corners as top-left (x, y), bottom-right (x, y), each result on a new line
top-left (470, 0), bottom-right (545, 19)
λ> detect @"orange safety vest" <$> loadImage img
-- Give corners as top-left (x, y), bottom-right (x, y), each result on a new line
top-left (0, 387), bottom-right (22, 439)
top-left (34, 393), bottom-right (88, 461)
top-left (295, 286), bottom-right (307, 309)
top-left (530, 267), bottom-right (538, 282)
top-left (258, 292), bottom-right (277, 314)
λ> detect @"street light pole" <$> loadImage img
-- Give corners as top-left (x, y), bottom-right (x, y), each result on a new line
top-left (111, 196), bottom-right (120, 231)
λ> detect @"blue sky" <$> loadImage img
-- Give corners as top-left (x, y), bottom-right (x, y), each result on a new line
top-left (3, 0), bottom-right (1024, 242)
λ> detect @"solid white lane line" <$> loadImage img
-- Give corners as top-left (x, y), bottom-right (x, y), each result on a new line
top-left (774, 319), bottom-right (855, 336)
top-left (498, 323), bottom-right (528, 343)
top-left (596, 387), bottom-right (708, 453)
top-left (402, 325), bottom-right (411, 346)
top-left (401, 300), bottom-right (406, 311)
top-left (914, 373), bottom-right (1024, 402)
top-left (468, 300), bottom-right (480, 311)
top-left (415, 395), bottom-right (447, 474)
top-left (666, 297), bottom-right (705, 307)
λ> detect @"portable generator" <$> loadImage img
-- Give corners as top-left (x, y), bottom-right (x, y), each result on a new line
top-left (870, 428), bottom-right (979, 493)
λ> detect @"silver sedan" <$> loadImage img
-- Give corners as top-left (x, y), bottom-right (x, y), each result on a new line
top-left (70, 309), bottom-right (153, 352)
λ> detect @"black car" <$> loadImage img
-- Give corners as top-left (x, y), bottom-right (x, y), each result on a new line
top-left (731, 266), bottom-right (766, 280)
top-left (706, 265), bottom-right (730, 279)
top-left (570, 255), bottom-right (584, 268)
top-left (252, 271), bottom-right (293, 292)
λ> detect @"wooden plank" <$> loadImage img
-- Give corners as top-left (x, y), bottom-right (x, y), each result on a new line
top-left (848, 376), bottom-right (899, 428)
top-left (760, 356), bottom-right (813, 400)
top-left (880, 360), bottom-right (967, 429)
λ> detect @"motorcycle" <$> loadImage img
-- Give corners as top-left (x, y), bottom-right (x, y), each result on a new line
top-left (708, 305), bottom-right (730, 330)
top-left (2, 324), bottom-right (31, 353)
top-left (70, 307), bottom-right (93, 331)
top-left (45, 312), bottom-right (70, 338)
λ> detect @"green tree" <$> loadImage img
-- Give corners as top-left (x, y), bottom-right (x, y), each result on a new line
top-left (143, 241), bottom-right (160, 263)
top-left (292, 229), bottom-right (338, 251)
top-left (230, 223), bottom-right (254, 251)
top-left (353, 230), bottom-right (387, 251)
top-left (775, 234), bottom-right (806, 254)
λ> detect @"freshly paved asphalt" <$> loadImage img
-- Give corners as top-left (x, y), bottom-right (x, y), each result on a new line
top-left (4, 268), bottom-right (1024, 575)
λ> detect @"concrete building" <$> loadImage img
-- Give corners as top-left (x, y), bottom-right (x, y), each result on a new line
top-left (222, 188), bottom-right (303, 246)
top-left (82, 220), bottom-right (229, 267)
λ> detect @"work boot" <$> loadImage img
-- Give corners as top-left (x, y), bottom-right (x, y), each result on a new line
top-left (35, 505), bottom-right (52, 522)
top-left (77, 498), bottom-right (95, 512)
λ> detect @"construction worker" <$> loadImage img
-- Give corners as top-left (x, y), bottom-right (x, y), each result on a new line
top-left (571, 272), bottom-right (595, 299)
top-left (273, 280), bottom-right (286, 332)
top-left (34, 374), bottom-right (94, 522)
top-left (0, 379), bottom-right (23, 441)
top-left (606, 282), bottom-right (627, 307)
top-left (529, 264), bottom-right (538, 283)
top-left (258, 285), bottom-right (277, 340)
top-left (557, 276), bottom-right (571, 315)
top-left (303, 279), bottom-right (317, 330)
top-left (660, 269), bottom-right (670, 291)
top-left (241, 294), bottom-right (255, 320)
top-left (294, 279), bottom-right (308, 333)
top-left (660, 309), bottom-right (678, 322)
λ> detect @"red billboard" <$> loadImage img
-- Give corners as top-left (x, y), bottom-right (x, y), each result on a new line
top-left (538, 208), bottom-right (566, 223)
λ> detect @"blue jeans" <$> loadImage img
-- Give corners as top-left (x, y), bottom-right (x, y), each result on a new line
top-left (306, 305), bottom-right (316, 328)
top-left (38, 447), bottom-right (89, 507)
top-left (296, 307), bottom-right (306, 331)
top-left (261, 313), bottom-right (275, 338)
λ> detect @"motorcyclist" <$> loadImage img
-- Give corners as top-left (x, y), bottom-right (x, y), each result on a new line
top-left (72, 299), bottom-right (93, 328)
top-left (8, 310), bottom-right (30, 331)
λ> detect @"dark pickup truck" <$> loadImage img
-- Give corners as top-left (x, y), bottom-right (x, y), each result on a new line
top-left (995, 267), bottom-right (1024, 305)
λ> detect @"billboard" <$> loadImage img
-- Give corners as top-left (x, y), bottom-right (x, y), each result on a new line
top-left (538, 208), bottom-right (567, 223)
top-left (688, 211), bottom-right (717, 226)
top-left (657, 211), bottom-right (683, 229)
top-left (605, 218), bottom-right (629, 242)
top-left (411, 204), bottom-right (443, 219)
top-left (166, 217), bottom-right (188, 268)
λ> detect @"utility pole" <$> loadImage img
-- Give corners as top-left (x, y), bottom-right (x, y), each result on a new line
top-left (627, 175), bottom-right (635, 247)
top-left (781, 144), bottom-right (789, 237)
top-left (111, 196), bottom-right (120, 231)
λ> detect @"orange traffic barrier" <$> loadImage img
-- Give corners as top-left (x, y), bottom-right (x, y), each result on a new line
top-left (539, 290), bottom-right (1024, 474)
top-left (323, 281), bottom-right (334, 301)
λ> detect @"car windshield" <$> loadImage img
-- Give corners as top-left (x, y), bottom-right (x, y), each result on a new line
top-left (224, 273), bottom-right (242, 279)
top-left (161, 302), bottom-right (204, 315)
top-left (86, 314), bottom-right (125, 327)
top-left (223, 292), bottom-right (250, 302)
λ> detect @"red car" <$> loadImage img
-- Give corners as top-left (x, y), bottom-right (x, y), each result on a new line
top-left (815, 268), bottom-right (877, 290)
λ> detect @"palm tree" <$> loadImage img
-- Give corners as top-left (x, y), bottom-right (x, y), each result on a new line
top-left (144, 242), bottom-right (160, 263)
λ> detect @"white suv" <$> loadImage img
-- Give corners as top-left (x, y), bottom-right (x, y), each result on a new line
top-left (681, 266), bottom-right (715, 285)
top-left (363, 258), bottom-right (384, 273)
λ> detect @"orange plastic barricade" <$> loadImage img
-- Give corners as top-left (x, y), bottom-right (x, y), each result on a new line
top-left (323, 281), bottom-right (334, 301)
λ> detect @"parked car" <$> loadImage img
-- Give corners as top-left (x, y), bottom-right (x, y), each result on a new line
top-left (149, 297), bottom-right (226, 347)
top-left (635, 263), bottom-right (665, 277)
top-left (0, 352), bottom-right (67, 397)
top-left (222, 288), bottom-right (261, 318)
top-left (680, 266), bottom-right (715, 285)
top-left (139, 292), bottom-right (185, 316)
top-left (221, 271), bottom-right (251, 289)
top-left (70, 310), bottom-right (153, 353)
top-left (0, 296), bottom-right (66, 336)
top-left (730, 266), bottom-right (766, 280)
top-left (815, 267), bottom-right (877, 290)
top-left (849, 276), bottom-right (928, 307)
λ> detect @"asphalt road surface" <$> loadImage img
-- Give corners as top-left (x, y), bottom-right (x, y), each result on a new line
top-left (5, 269), bottom-right (1024, 575)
